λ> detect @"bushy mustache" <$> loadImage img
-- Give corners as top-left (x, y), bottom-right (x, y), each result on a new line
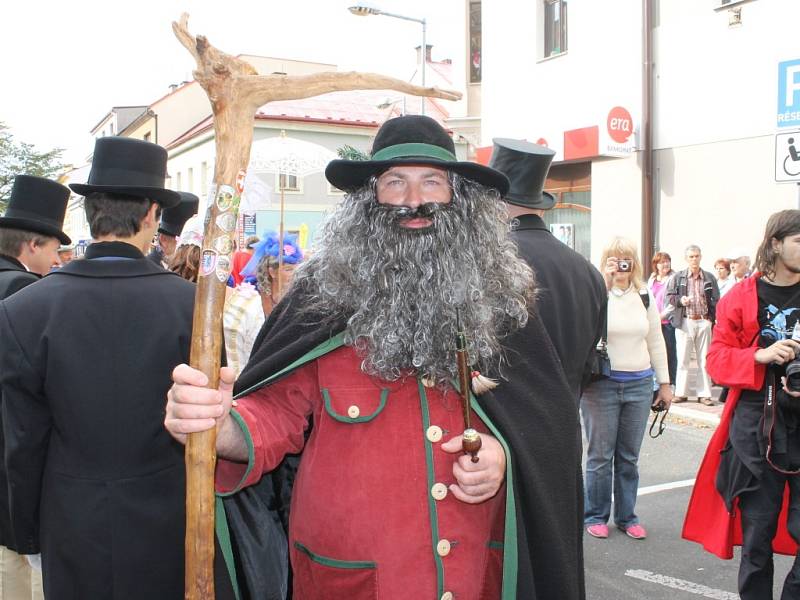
top-left (376, 202), bottom-right (450, 221)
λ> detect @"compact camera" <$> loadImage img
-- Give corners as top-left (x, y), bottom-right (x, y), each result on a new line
top-left (617, 260), bottom-right (632, 272)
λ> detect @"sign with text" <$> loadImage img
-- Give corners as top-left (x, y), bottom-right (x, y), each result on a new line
top-left (775, 130), bottom-right (800, 182)
top-left (602, 106), bottom-right (636, 156)
top-left (778, 59), bottom-right (800, 128)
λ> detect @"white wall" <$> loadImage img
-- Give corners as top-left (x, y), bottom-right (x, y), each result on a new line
top-left (655, 0), bottom-right (800, 149)
top-left (480, 0), bottom-right (642, 152)
top-left (590, 154), bottom-right (643, 264)
top-left (656, 135), bottom-right (797, 267)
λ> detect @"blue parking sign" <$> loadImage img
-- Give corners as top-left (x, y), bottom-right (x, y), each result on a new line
top-left (778, 59), bottom-right (800, 128)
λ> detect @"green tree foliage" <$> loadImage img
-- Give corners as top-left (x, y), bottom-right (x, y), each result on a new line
top-left (0, 122), bottom-right (65, 214)
top-left (336, 144), bottom-right (369, 161)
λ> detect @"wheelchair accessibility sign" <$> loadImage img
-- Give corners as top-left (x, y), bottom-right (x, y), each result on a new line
top-left (776, 130), bottom-right (800, 182)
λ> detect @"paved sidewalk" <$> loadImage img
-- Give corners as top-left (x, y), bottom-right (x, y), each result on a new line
top-left (665, 359), bottom-right (724, 427)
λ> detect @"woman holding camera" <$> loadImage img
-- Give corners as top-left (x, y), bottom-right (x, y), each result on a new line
top-left (583, 237), bottom-right (672, 540)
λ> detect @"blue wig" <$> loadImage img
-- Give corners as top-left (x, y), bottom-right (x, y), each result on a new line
top-left (240, 231), bottom-right (304, 279)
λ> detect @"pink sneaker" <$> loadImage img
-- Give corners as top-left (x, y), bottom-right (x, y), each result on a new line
top-left (586, 524), bottom-right (609, 539)
top-left (620, 524), bottom-right (647, 540)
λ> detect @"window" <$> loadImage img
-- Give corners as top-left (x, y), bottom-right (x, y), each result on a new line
top-left (544, 0), bottom-right (568, 58)
top-left (176, 172), bottom-right (182, 190)
top-left (188, 167), bottom-right (194, 192)
top-left (469, 1), bottom-right (481, 83)
top-left (327, 182), bottom-right (345, 196)
top-left (201, 162), bottom-right (208, 196)
top-left (143, 132), bottom-right (151, 142)
top-left (276, 172), bottom-right (302, 193)
top-left (110, 122), bottom-right (115, 135)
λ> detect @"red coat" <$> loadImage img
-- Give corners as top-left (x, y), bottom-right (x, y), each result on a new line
top-left (216, 345), bottom-right (507, 600)
top-left (682, 274), bottom-right (797, 558)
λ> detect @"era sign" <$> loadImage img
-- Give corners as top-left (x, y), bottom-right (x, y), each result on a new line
top-left (607, 106), bottom-right (633, 143)
top-left (777, 59), bottom-right (800, 128)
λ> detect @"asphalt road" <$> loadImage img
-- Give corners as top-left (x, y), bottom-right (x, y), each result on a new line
top-left (583, 418), bottom-right (795, 599)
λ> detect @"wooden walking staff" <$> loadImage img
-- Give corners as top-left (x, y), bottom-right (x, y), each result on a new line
top-left (172, 13), bottom-right (463, 598)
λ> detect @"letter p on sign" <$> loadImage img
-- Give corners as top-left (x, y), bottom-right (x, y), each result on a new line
top-left (607, 106), bottom-right (633, 143)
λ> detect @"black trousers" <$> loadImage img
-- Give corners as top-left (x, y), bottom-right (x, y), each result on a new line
top-left (661, 323), bottom-right (677, 385)
top-left (739, 466), bottom-right (800, 599)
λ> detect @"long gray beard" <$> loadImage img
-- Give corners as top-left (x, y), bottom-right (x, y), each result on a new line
top-left (296, 173), bottom-right (535, 384)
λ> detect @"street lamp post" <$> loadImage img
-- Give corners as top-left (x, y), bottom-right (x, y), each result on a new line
top-left (348, 4), bottom-right (427, 115)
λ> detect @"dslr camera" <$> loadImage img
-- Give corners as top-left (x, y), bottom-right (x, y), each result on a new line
top-left (785, 323), bottom-right (800, 392)
top-left (617, 259), bottom-right (632, 272)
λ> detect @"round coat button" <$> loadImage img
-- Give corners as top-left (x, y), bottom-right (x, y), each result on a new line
top-left (441, 593), bottom-right (454, 600)
top-left (426, 425), bottom-right (443, 443)
top-left (347, 405), bottom-right (360, 419)
top-left (431, 483), bottom-right (448, 501)
top-left (436, 539), bottom-right (451, 557)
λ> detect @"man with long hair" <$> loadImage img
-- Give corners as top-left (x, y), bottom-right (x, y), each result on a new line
top-left (684, 209), bottom-right (800, 599)
top-left (165, 116), bottom-right (585, 599)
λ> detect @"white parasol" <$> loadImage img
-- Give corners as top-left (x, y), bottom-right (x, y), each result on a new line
top-left (246, 131), bottom-right (337, 295)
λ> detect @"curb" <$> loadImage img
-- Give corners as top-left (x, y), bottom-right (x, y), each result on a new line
top-left (667, 404), bottom-right (721, 428)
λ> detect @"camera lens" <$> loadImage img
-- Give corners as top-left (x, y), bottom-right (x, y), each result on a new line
top-left (786, 359), bottom-right (800, 392)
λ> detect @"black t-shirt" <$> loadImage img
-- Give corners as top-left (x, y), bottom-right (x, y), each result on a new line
top-left (737, 278), bottom-right (800, 399)
top-left (729, 278), bottom-right (800, 479)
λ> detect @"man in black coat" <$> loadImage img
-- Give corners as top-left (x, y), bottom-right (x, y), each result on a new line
top-left (0, 175), bottom-right (70, 298)
top-left (0, 137), bottom-right (195, 599)
top-left (146, 191), bottom-right (200, 268)
top-left (488, 139), bottom-right (606, 599)
top-left (489, 138), bottom-right (607, 400)
top-left (0, 175), bottom-right (70, 599)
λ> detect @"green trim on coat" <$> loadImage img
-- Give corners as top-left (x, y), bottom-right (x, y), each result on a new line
top-left (294, 541), bottom-right (377, 570)
top-left (215, 496), bottom-right (241, 600)
top-left (417, 379), bottom-right (446, 598)
top-left (471, 395), bottom-right (518, 600)
top-left (322, 387), bottom-right (389, 423)
top-left (215, 409), bottom-right (256, 498)
top-left (233, 332), bottom-right (347, 399)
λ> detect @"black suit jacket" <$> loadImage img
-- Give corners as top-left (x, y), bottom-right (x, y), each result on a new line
top-left (0, 242), bottom-right (195, 599)
top-left (503, 214), bottom-right (607, 399)
top-left (0, 255), bottom-right (41, 551)
top-left (0, 255), bottom-right (39, 301)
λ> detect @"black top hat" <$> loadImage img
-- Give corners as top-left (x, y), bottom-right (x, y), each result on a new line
top-left (158, 192), bottom-right (199, 237)
top-left (70, 137), bottom-right (181, 208)
top-left (0, 175), bottom-right (72, 245)
top-left (489, 138), bottom-right (556, 210)
top-left (325, 115), bottom-right (509, 196)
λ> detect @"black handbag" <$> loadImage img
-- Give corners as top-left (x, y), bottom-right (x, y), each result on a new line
top-left (588, 308), bottom-right (611, 382)
top-left (588, 340), bottom-right (611, 382)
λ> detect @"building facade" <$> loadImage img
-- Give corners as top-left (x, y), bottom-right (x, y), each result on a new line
top-left (468, 0), bottom-right (800, 267)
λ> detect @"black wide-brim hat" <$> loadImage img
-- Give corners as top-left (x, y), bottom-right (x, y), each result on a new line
top-left (0, 175), bottom-right (72, 245)
top-left (159, 192), bottom-right (199, 237)
top-left (70, 137), bottom-right (181, 208)
top-left (325, 115), bottom-right (509, 196)
top-left (489, 138), bottom-right (556, 210)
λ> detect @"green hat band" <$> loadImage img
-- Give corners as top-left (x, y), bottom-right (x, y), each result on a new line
top-left (371, 143), bottom-right (457, 162)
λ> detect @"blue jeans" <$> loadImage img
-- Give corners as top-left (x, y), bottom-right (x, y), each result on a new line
top-left (581, 376), bottom-right (652, 528)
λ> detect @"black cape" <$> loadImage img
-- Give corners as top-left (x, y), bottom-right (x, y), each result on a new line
top-left (218, 279), bottom-right (583, 600)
